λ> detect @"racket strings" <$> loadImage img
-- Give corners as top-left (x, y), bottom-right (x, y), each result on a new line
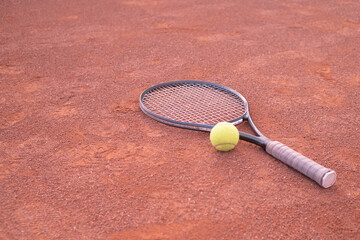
top-left (142, 82), bottom-right (247, 125)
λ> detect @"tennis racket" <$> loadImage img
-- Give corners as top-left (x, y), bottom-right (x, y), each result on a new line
top-left (139, 80), bottom-right (336, 188)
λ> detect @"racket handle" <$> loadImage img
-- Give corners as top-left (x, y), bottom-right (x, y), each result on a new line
top-left (266, 141), bottom-right (336, 188)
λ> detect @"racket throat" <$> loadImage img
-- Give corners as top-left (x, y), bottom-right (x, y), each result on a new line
top-left (247, 114), bottom-right (265, 138)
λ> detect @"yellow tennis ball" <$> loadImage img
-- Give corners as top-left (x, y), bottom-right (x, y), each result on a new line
top-left (210, 122), bottom-right (239, 151)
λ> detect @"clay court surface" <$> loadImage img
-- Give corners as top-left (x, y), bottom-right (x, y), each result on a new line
top-left (1, 0), bottom-right (360, 239)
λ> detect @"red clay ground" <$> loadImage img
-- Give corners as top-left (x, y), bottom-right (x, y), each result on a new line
top-left (1, 0), bottom-right (359, 239)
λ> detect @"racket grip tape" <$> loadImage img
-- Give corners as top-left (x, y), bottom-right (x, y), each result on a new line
top-left (266, 141), bottom-right (336, 188)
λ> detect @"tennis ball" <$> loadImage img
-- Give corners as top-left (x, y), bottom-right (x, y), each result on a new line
top-left (210, 122), bottom-right (239, 151)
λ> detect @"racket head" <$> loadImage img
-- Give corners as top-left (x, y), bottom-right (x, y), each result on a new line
top-left (139, 80), bottom-right (249, 131)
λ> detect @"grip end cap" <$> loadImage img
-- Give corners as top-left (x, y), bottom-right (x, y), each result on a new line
top-left (322, 171), bottom-right (336, 188)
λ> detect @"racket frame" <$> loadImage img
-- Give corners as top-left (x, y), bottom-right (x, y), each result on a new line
top-left (140, 80), bottom-right (268, 148)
